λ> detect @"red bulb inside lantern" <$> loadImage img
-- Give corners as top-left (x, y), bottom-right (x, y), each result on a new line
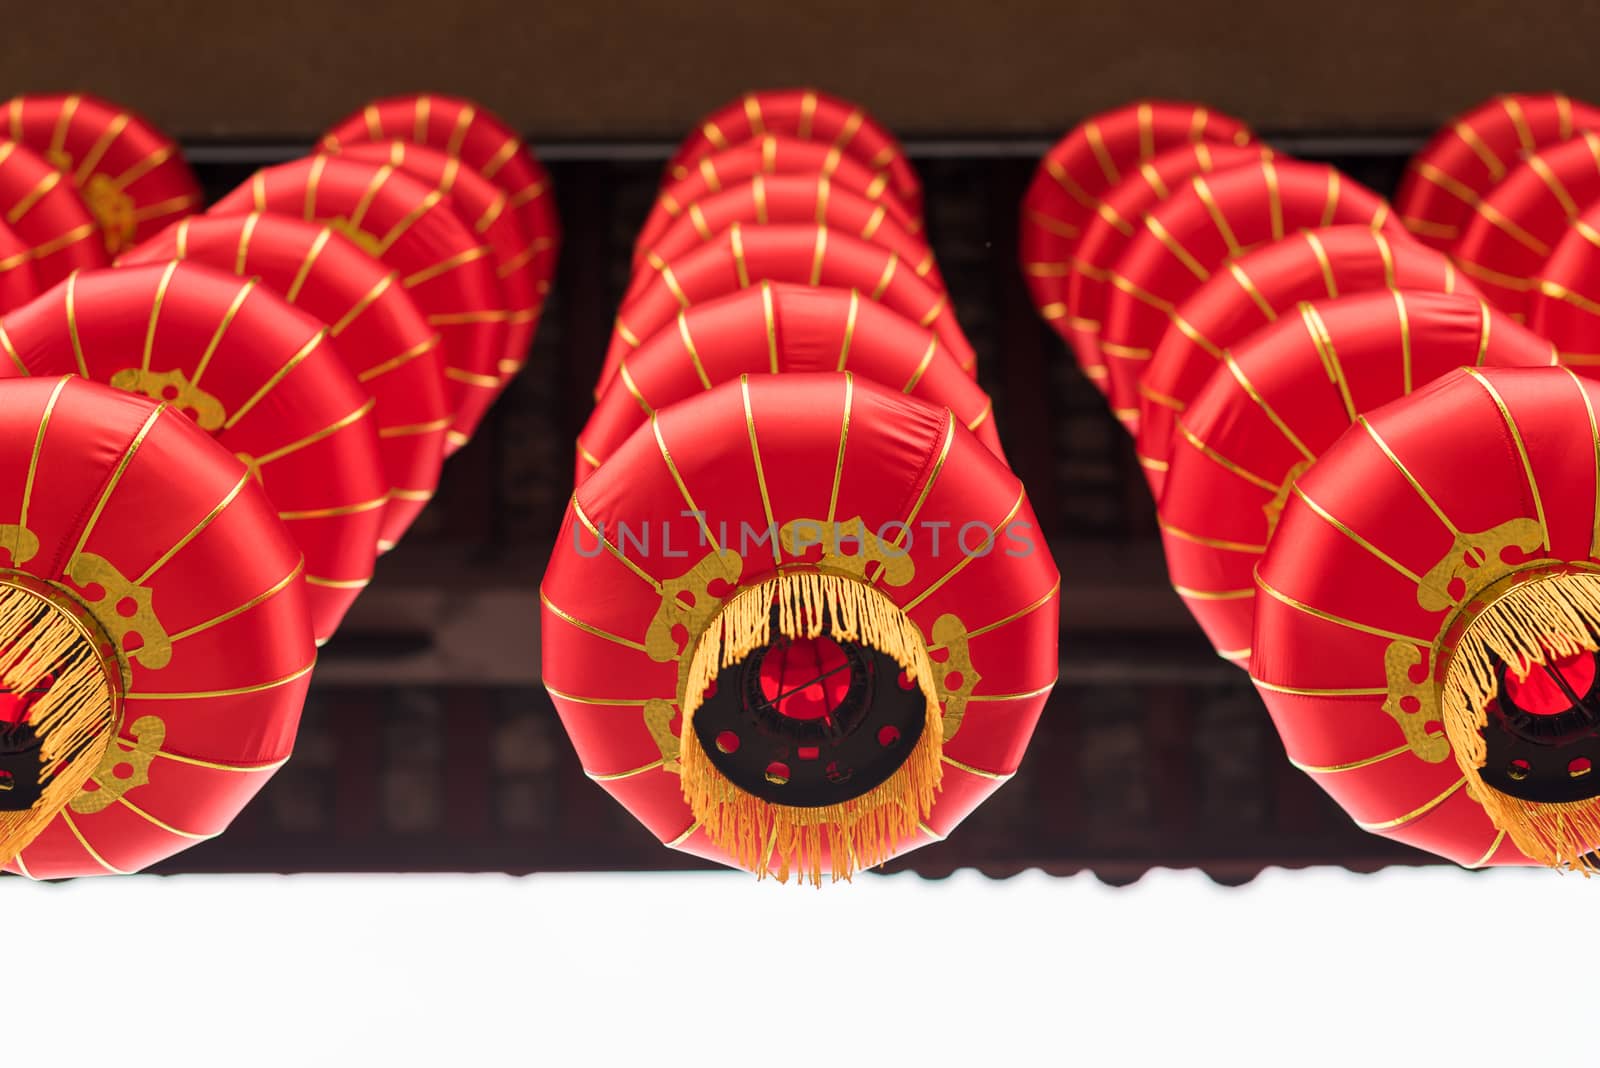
top-left (1505, 651), bottom-right (1598, 716)
top-left (759, 636), bottom-right (852, 721)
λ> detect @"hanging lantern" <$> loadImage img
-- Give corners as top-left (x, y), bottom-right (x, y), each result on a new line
top-left (634, 135), bottom-right (920, 261)
top-left (3, 93), bottom-right (202, 255)
top-left (1452, 132), bottom-right (1600, 318)
top-left (1394, 92), bottom-right (1600, 251)
top-left (119, 213), bottom-right (450, 551)
top-left (0, 375), bottom-right (313, 879)
top-left (1099, 159), bottom-right (1398, 432)
top-left (210, 156), bottom-right (506, 452)
top-left (320, 92), bottom-right (560, 312)
top-left (602, 223), bottom-right (974, 397)
top-left (0, 263), bottom-right (387, 643)
top-left (1056, 141), bottom-right (1267, 395)
top-left (0, 139), bottom-right (107, 286)
top-left (1252, 364), bottom-right (1600, 869)
top-left (579, 281), bottom-right (1001, 483)
top-left (542, 373), bottom-right (1057, 883)
top-left (626, 173), bottom-right (941, 305)
top-left (664, 89), bottom-right (923, 221)
top-left (1019, 100), bottom-right (1255, 362)
top-left (1162, 290), bottom-right (1555, 665)
top-left (327, 140), bottom-right (541, 384)
top-left (1137, 225), bottom-right (1471, 497)
top-left (1527, 197), bottom-right (1600, 373)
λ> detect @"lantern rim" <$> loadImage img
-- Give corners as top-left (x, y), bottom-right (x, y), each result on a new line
top-left (0, 568), bottom-right (124, 858)
top-left (0, 568), bottom-right (126, 700)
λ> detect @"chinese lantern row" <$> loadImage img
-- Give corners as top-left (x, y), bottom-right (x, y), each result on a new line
top-left (1022, 95), bottom-right (1600, 872)
top-left (542, 88), bottom-right (1060, 884)
top-left (0, 92), bottom-right (559, 879)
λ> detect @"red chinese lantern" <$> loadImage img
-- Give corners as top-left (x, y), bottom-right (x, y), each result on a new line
top-left (665, 89), bottom-right (922, 222)
top-left (118, 213), bottom-right (450, 551)
top-left (579, 281), bottom-right (1001, 483)
top-left (3, 92), bottom-right (202, 255)
top-left (635, 135), bottom-right (920, 261)
top-left (0, 375), bottom-right (313, 878)
top-left (1252, 365), bottom-right (1600, 869)
top-left (0, 263), bottom-right (387, 643)
top-left (1019, 100), bottom-right (1255, 349)
top-left (1054, 141), bottom-right (1268, 394)
top-left (602, 223), bottom-right (973, 397)
top-left (210, 156), bottom-right (505, 452)
top-left (543, 373), bottom-right (1057, 883)
top-left (1452, 132), bottom-right (1600, 318)
top-left (1099, 159), bottom-right (1398, 431)
top-left (320, 92), bottom-right (559, 311)
top-left (1394, 92), bottom-right (1600, 251)
top-left (327, 140), bottom-right (541, 383)
top-left (1161, 290), bottom-right (1555, 665)
top-left (1137, 226), bottom-right (1471, 497)
top-left (1527, 197), bottom-right (1600, 373)
top-left (0, 139), bottom-right (107, 286)
top-left (626, 172), bottom-right (941, 306)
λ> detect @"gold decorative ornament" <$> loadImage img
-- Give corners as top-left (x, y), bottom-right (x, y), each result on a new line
top-left (70, 714), bottom-right (164, 814)
top-left (64, 553), bottom-right (173, 671)
top-left (108, 368), bottom-right (226, 430)
top-left (778, 516), bottom-right (915, 586)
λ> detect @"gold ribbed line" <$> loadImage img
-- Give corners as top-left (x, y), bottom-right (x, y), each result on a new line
top-left (1354, 776), bottom-right (1467, 831)
top-left (1357, 416), bottom-right (1462, 537)
top-left (1256, 573), bottom-right (1430, 644)
top-left (1464, 369), bottom-right (1549, 551)
top-left (1292, 485), bottom-right (1423, 584)
top-left (740, 375), bottom-right (782, 567)
top-left (571, 496), bottom-right (662, 592)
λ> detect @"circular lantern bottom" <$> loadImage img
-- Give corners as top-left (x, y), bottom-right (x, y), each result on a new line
top-left (1439, 569), bottom-right (1600, 867)
top-left (0, 572), bottom-right (121, 866)
top-left (690, 623), bottom-right (929, 807)
top-left (678, 574), bottom-right (943, 886)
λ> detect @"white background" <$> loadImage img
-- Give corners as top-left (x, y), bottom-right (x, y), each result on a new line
top-left (6, 865), bottom-right (1580, 1065)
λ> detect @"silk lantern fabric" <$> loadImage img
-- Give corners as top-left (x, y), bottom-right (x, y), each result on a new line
top-left (1053, 142), bottom-right (1268, 394)
top-left (1098, 159), bottom-right (1398, 431)
top-left (1394, 92), bottom-right (1600, 251)
top-left (0, 376), bottom-right (314, 879)
top-left (1160, 290), bottom-right (1556, 665)
top-left (578, 281), bottom-right (1002, 484)
top-left (542, 373), bottom-right (1057, 877)
top-left (1452, 132), bottom-right (1600, 319)
top-left (603, 223), bottom-right (974, 397)
top-left (1250, 365), bottom-right (1600, 866)
top-left (321, 92), bottom-right (559, 310)
top-left (0, 216), bottom-right (38, 313)
top-left (626, 172), bottom-right (941, 307)
top-left (634, 135), bottom-right (920, 263)
top-left (1526, 197), bottom-right (1600, 372)
top-left (210, 156), bottom-right (505, 452)
top-left (329, 140), bottom-right (541, 382)
top-left (1137, 225), bottom-right (1471, 498)
top-left (1019, 100), bottom-right (1255, 340)
top-left (665, 89), bottom-right (923, 221)
top-left (0, 139), bottom-right (107, 286)
top-left (0, 263), bottom-right (386, 642)
top-left (119, 213), bottom-right (450, 550)
top-left (3, 93), bottom-right (202, 255)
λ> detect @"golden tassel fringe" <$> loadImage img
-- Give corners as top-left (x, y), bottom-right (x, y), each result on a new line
top-left (1441, 571), bottom-right (1600, 872)
top-left (0, 581), bottom-right (120, 870)
top-left (679, 572), bottom-right (943, 886)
